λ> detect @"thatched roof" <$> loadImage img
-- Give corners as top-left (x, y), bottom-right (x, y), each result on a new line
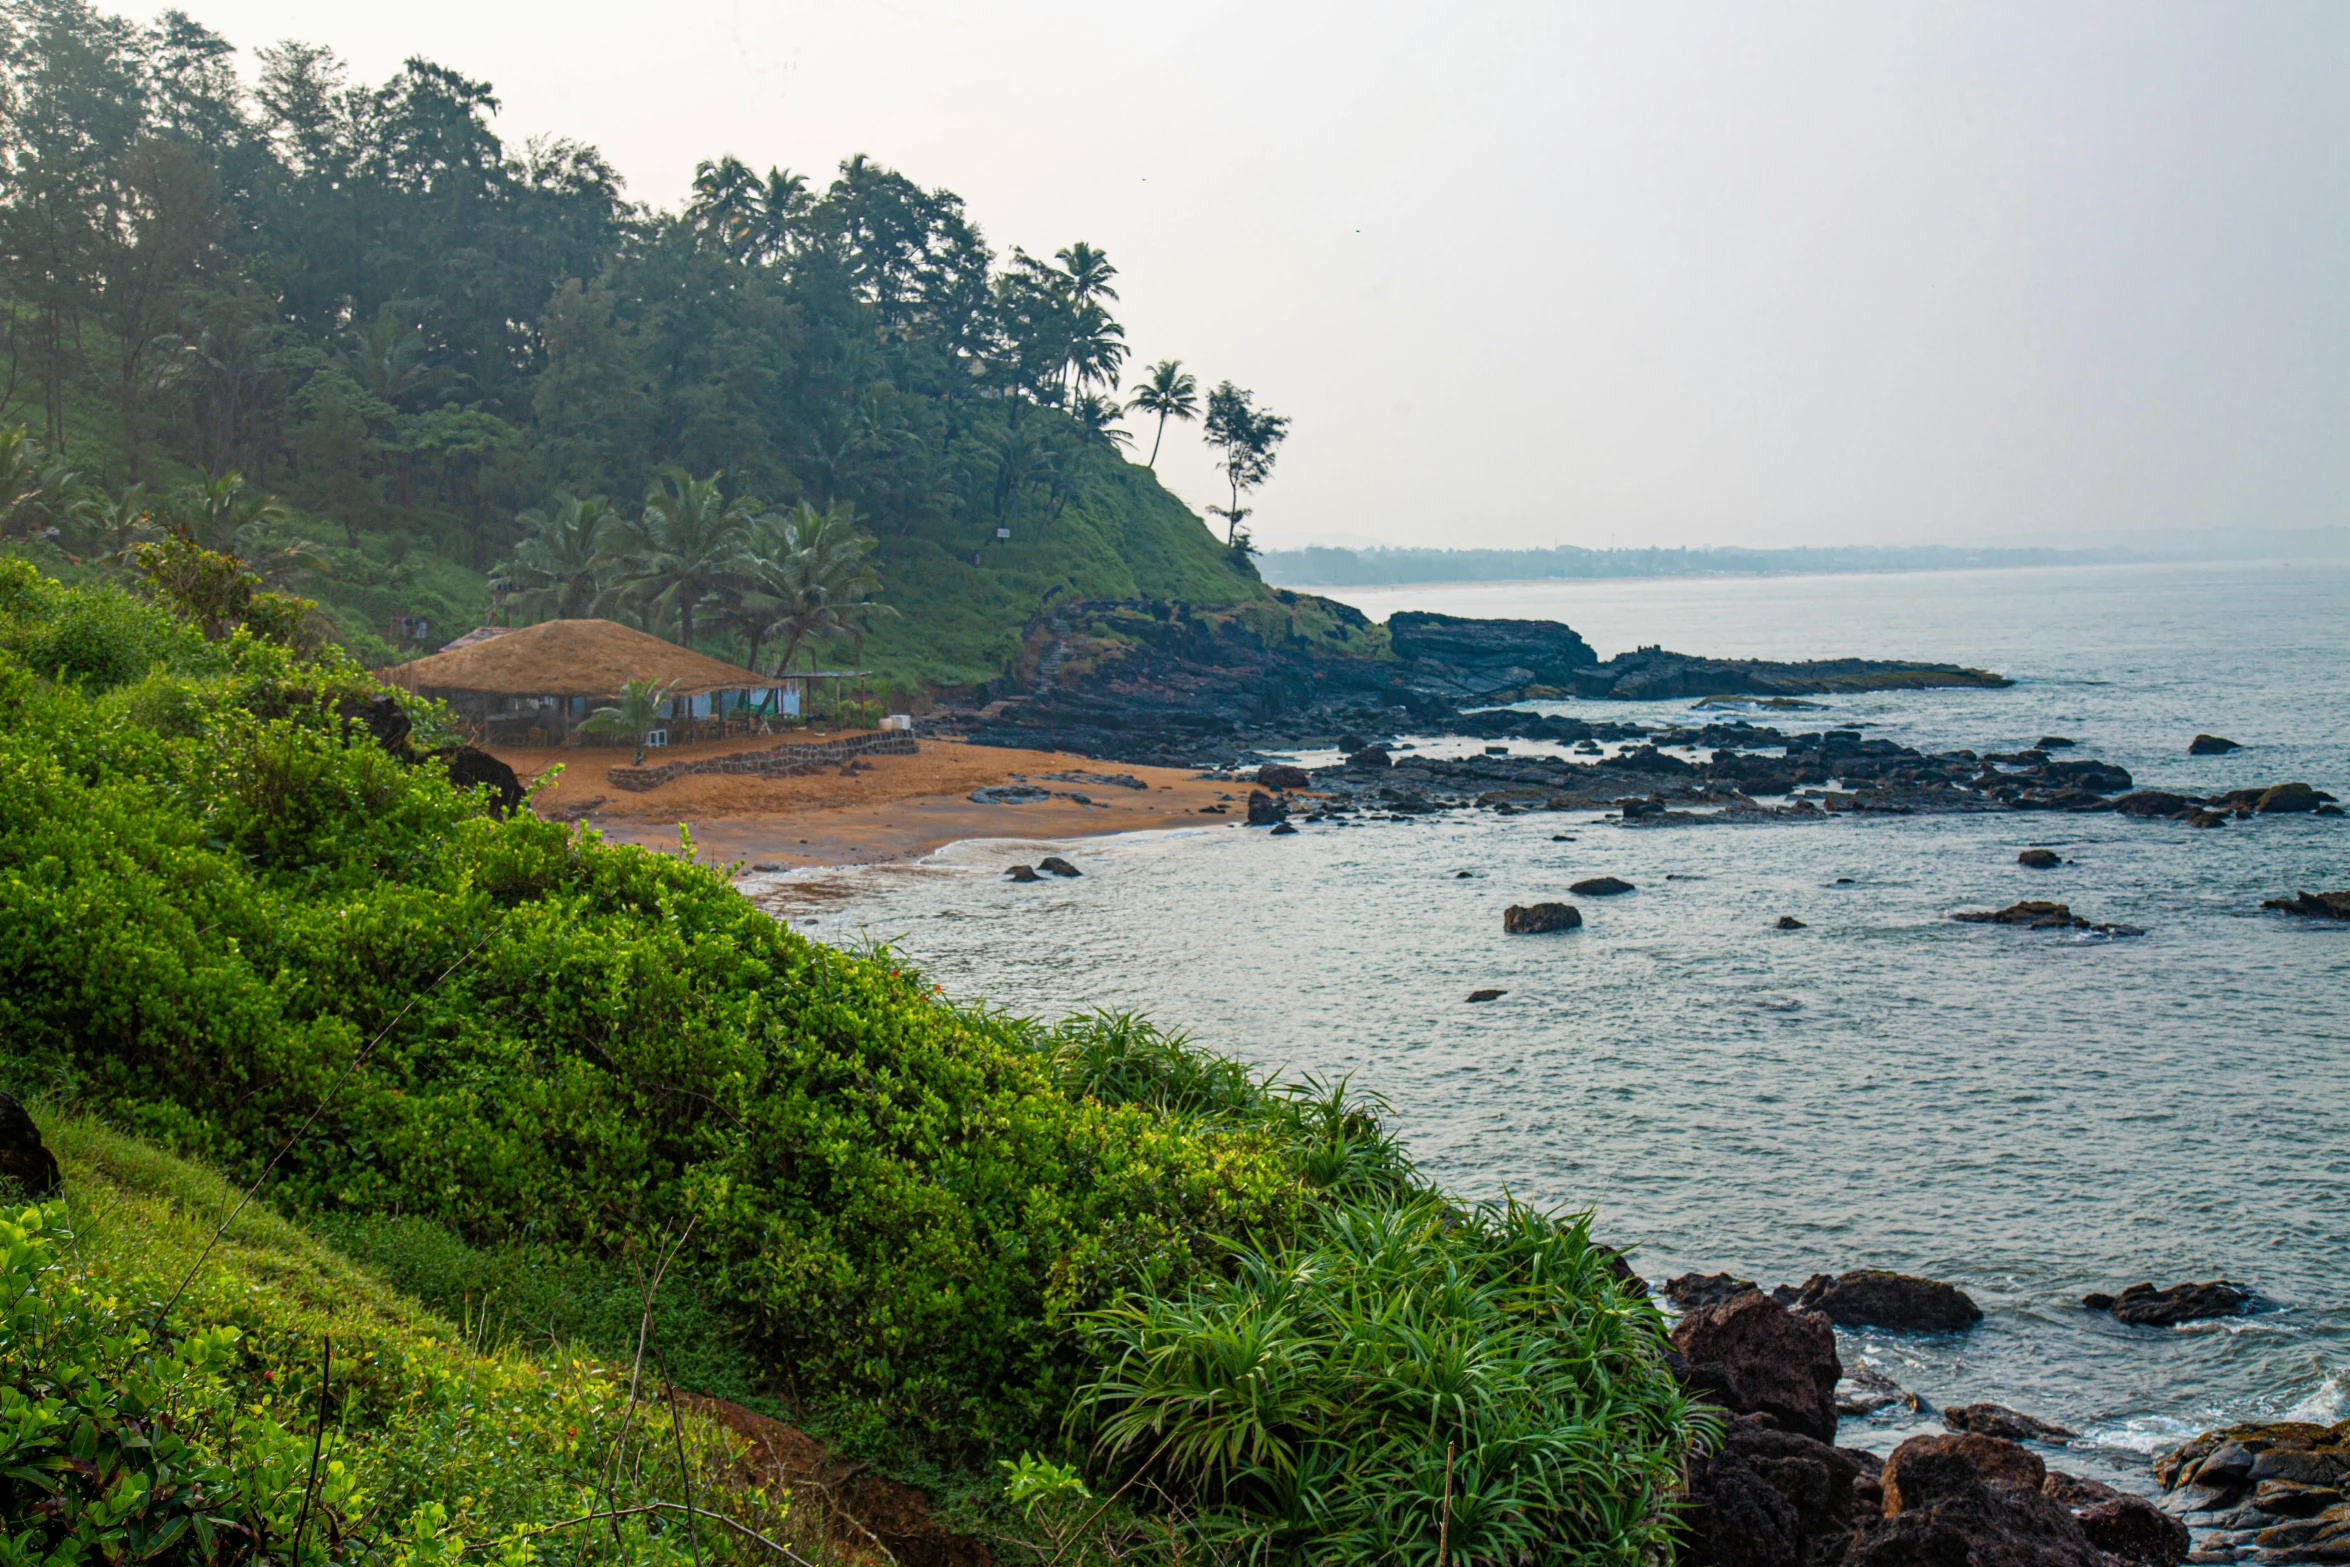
top-left (387, 619), bottom-right (767, 698)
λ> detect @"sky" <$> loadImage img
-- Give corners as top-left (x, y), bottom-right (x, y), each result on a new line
top-left (154, 1), bottom-right (2350, 552)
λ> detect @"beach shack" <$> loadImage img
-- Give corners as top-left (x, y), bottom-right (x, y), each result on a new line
top-left (386, 618), bottom-right (830, 746)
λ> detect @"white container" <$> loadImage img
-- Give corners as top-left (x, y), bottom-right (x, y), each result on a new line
top-left (880, 714), bottom-right (914, 732)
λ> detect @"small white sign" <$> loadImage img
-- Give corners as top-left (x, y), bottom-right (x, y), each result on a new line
top-left (996, 527), bottom-right (1011, 539)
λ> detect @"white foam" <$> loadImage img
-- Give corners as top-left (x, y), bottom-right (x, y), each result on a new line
top-left (2280, 1373), bottom-right (2348, 1426)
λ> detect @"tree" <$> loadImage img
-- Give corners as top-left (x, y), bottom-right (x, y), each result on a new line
top-left (582, 676), bottom-right (679, 746)
top-left (74, 480), bottom-right (160, 566)
top-left (0, 425), bottom-right (98, 541)
top-left (167, 470), bottom-right (323, 589)
top-left (1202, 381), bottom-right (1290, 548)
top-left (613, 469), bottom-right (756, 651)
top-left (732, 500), bottom-right (892, 679)
top-left (1071, 392), bottom-right (1131, 452)
top-left (1125, 359), bottom-right (1198, 469)
top-left (496, 493), bottom-right (618, 621)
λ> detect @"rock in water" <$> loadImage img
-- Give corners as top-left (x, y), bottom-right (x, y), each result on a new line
top-left (1569, 875), bottom-right (1635, 896)
top-left (2152, 1422), bottom-right (2349, 1559)
top-left (1245, 789), bottom-right (1285, 825)
top-left (1670, 1289), bottom-right (1842, 1442)
top-left (1954, 900), bottom-right (2083, 928)
top-left (1795, 1269), bottom-right (1984, 1331)
top-left (2075, 1497), bottom-right (2191, 1567)
top-left (1345, 744), bottom-right (1392, 769)
top-left (1945, 1403), bottom-right (2078, 1441)
top-left (2188, 734), bottom-right (2243, 755)
top-left (2018, 848), bottom-right (2063, 868)
top-left (1268, 821), bottom-right (1298, 836)
top-left (1776, 915), bottom-right (1807, 929)
top-left (1037, 856), bottom-right (1081, 877)
top-left (1006, 864), bottom-right (1042, 883)
top-left (2081, 1280), bottom-right (2254, 1326)
top-left (2264, 890), bottom-right (2350, 920)
top-left (2042, 1471), bottom-right (2123, 1508)
top-left (2038, 736), bottom-right (2078, 749)
top-left (2256, 781), bottom-right (2329, 813)
top-left (1851, 1434), bottom-right (2130, 1567)
top-left (1503, 902), bottom-right (1582, 934)
top-left (0, 1092), bottom-right (60, 1196)
top-left (1666, 1272), bottom-right (1761, 1312)
top-left (1466, 988), bottom-right (1506, 1003)
top-left (1255, 763), bottom-right (1311, 790)
top-left (1838, 1361), bottom-right (1922, 1416)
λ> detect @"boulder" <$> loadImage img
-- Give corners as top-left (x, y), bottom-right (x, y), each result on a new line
top-left (1838, 1361), bottom-right (1922, 1417)
top-left (437, 745), bottom-right (525, 816)
top-left (1466, 988), bottom-right (1506, 1003)
top-left (1794, 1269), bottom-right (1984, 1332)
top-left (2188, 734), bottom-right (2242, 755)
top-left (2018, 849), bottom-right (2063, 868)
top-left (1885, 1433), bottom-right (2049, 1503)
top-left (1006, 864), bottom-right (1042, 882)
top-left (2042, 1472), bottom-right (2123, 1508)
top-left (1245, 790), bottom-right (1285, 825)
top-left (1268, 821), bottom-right (1299, 836)
top-left (2082, 1281), bottom-right (2253, 1327)
top-left (1677, 1413), bottom-right (1876, 1567)
top-left (1945, 1404), bottom-right (2078, 1442)
top-left (1857, 1435), bottom-right (2110, 1567)
top-left (1777, 916), bottom-right (1808, 930)
top-left (1335, 732), bottom-right (1369, 754)
top-left (0, 1092), bottom-right (60, 1197)
top-left (1670, 1290), bottom-right (1842, 1442)
top-left (1569, 875), bottom-right (1636, 896)
top-left (2256, 782), bottom-right (2330, 814)
top-left (2075, 1496), bottom-right (2190, 1566)
top-left (1666, 1272), bottom-right (1762, 1312)
top-left (1345, 744), bottom-right (1392, 770)
top-left (340, 691), bottom-right (415, 753)
top-left (2263, 890), bottom-right (2350, 920)
top-left (2110, 791), bottom-right (2199, 819)
top-left (1953, 900), bottom-right (2084, 929)
top-left (1503, 902), bottom-right (1582, 934)
top-left (2152, 1422), bottom-right (2350, 1557)
top-left (1037, 856), bottom-right (1081, 877)
top-left (1256, 763), bottom-right (1312, 791)
top-left (2038, 737), bottom-right (2078, 750)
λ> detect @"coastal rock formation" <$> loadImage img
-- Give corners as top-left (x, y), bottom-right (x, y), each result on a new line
top-left (2152, 1420), bottom-right (2350, 1563)
top-left (1268, 821), bottom-right (1298, 835)
top-left (2044, 1472), bottom-right (2124, 1508)
top-left (1670, 1290), bottom-right (1842, 1442)
top-left (1386, 610), bottom-right (1598, 696)
top-left (1945, 1404), bottom-right (2078, 1442)
top-left (2263, 890), bottom-right (2350, 920)
top-left (2019, 849), bottom-right (2064, 868)
top-left (2082, 1281), bottom-right (2255, 1326)
top-left (1952, 902), bottom-right (2143, 936)
top-left (1567, 647), bottom-right (2010, 701)
top-left (2254, 782), bottom-right (2330, 814)
top-left (1503, 902), bottom-right (1582, 933)
top-left (1245, 790), bottom-right (1285, 825)
top-left (1037, 856), bottom-right (1081, 877)
top-left (1796, 1270), bottom-right (1984, 1332)
top-left (1677, 1413), bottom-right (1879, 1567)
top-left (1466, 988), bottom-right (1506, 1003)
top-left (1255, 763), bottom-right (1312, 790)
top-left (1570, 875), bottom-right (1637, 896)
top-left (1852, 1434), bottom-right (2123, 1567)
top-left (1886, 1433), bottom-right (2049, 1501)
top-left (1006, 864), bottom-right (1042, 882)
top-left (1668, 1273), bottom-right (1762, 1312)
top-left (1838, 1361), bottom-right (1923, 1417)
top-left (0, 1091), bottom-right (60, 1196)
top-left (2076, 1498), bottom-right (2193, 1567)
top-left (2190, 734), bottom-right (2243, 755)
top-left (1347, 744), bottom-right (1392, 769)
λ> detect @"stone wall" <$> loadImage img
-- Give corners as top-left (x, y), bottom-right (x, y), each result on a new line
top-left (608, 732), bottom-right (918, 793)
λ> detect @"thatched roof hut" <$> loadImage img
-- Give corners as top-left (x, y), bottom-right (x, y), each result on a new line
top-left (387, 619), bottom-right (763, 698)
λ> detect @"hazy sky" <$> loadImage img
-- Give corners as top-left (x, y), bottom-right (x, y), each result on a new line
top-left (155, 1), bottom-right (2350, 550)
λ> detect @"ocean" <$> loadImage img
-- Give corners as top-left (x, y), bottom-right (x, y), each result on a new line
top-left (772, 558), bottom-right (2350, 1490)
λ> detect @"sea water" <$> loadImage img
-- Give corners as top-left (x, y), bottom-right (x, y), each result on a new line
top-left (776, 559), bottom-right (2350, 1488)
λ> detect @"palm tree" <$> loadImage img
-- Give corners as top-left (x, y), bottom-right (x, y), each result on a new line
top-left (612, 470), bottom-right (757, 651)
top-left (582, 677), bottom-right (680, 747)
top-left (168, 472), bottom-right (324, 589)
top-left (1055, 242), bottom-right (1119, 311)
top-left (1125, 360), bottom-right (1198, 469)
top-left (1202, 381), bottom-right (1290, 549)
top-left (735, 501), bottom-right (893, 680)
top-left (75, 483), bottom-right (163, 567)
top-left (1071, 393), bottom-right (1133, 452)
top-left (497, 494), bottom-right (618, 621)
top-left (0, 423), bottom-right (99, 541)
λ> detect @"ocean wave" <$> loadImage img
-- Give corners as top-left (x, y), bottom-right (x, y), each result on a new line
top-left (2280, 1373), bottom-right (2348, 1425)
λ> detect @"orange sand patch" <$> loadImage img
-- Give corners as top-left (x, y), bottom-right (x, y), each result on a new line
top-left (485, 733), bottom-right (1261, 869)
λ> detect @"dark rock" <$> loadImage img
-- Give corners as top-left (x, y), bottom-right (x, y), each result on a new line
top-left (1856, 1463), bottom-right (2111, 1567)
top-left (1795, 1269), bottom-right (1984, 1332)
top-left (1268, 821), bottom-right (1298, 836)
top-left (1777, 916), bottom-right (1808, 930)
top-left (0, 1092), bottom-right (60, 1197)
top-left (2256, 781), bottom-right (2330, 814)
top-left (1006, 864), bottom-right (1042, 882)
top-left (2043, 1472), bottom-right (2124, 1508)
top-left (1678, 1413), bottom-right (1873, 1567)
top-left (1618, 798), bottom-right (1665, 820)
top-left (2038, 736), bottom-right (2077, 749)
top-left (436, 746), bottom-right (524, 816)
top-left (341, 691), bottom-right (414, 754)
top-left (1885, 1433), bottom-right (2048, 1503)
top-left (2187, 735), bottom-right (2242, 755)
top-left (2111, 791), bottom-right (2200, 819)
top-left (1386, 610), bottom-right (1599, 692)
top-left (1670, 1289), bottom-right (1842, 1442)
top-left (1245, 790), bottom-right (1285, 825)
top-left (1953, 901), bottom-right (2100, 931)
top-left (1667, 1272), bottom-right (1762, 1311)
top-left (2018, 849), bottom-right (2063, 868)
top-left (1838, 1361), bottom-right (1922, 1416)
top-left (2184, 810), bottom-right (2228, 829)
top-left (1466, 988), bottom-right (1506, 1003)
top-left (1256, 763), bottom-right (1312, 791)
top-left (749, 862), bottom-right (784, 872)
top-left (1336, 732), bottom-right (1369, 754)
top-left (2264, 890), bottom-right (2350, 920)
top-left (2076, 1496), bottom-right (2191, 1566)
top-left (1037, 856), bottom-right (1081, 877)
top-left (2319, 803), bottom-right (2346, 817)
top-left (1945, 1403), bottom-right (2078, 1442)
top-left (1345, 744), bottom-right (1392, 769)
top-left (1503, 902), bottom-right (1582, 934)
top-left (1569, 875), bottom-right (1636, 896)
top-left (2085, 1281), bottom-right (2255, 1327)
top-left (1569, 647), bottom-right (2010, 702)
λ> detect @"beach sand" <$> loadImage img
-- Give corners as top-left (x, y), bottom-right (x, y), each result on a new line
top-left (488, 732), bottom-right (1252, 868)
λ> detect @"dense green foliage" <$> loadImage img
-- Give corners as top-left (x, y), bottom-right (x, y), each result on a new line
top-left (0, 0), bottom-right (1274, 685)
top-left (0, 559), bottom-right (1696, 1559)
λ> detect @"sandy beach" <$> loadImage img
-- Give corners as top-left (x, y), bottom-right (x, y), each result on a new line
top-left (489, 730), bottom-right (1252, 869)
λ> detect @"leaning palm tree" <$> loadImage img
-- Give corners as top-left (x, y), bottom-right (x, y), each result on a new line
top-left (497, 493), bottom-right (619, 621)
top-left (738, 501), bottom-right (894, 680)
top-left (1125, 360), bottom-right (1199, 469)
top-left (611, 470), bottom-right (758, 651)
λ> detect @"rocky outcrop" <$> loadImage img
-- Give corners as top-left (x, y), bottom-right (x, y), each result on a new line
top-left (1886, 1434), bottom-right (2049, 1502)
top-left (1386, 610), bottom-right (1597, 696)
top-left (1037, 856), bottom-right (1081, 877)
top-left (2076, 1498), bottom-right (2192, 1567)
top-left (1466, 988), bottom-right (1506, 1003)
top-left (1945, 1404), bottom-right (2077, 1442)
top-left (1677, 1414), bottom-right (1879, 1567)
top-left (1669, 1273), bottom-right (1762, 1312)
top-left (2263, 890), bottom-right (2350, 920)
top-left (1852, 1434), bottom-right (2115, 1567)
top-left (2254, 782), bottom-right (2328, 814)
top-left (1255, 763), bottom-right (1312, 790)
top-left (1570, 875), bottom-right (1636, 896)
top-left (1006, 864), bottom-right (1042, 883)
top-left (2152, 1420), bottom-right (2350, 1563)
top-left (0, 1092), bottom-right (60, 1197)
top-left (2189, 735), bottom-right (2243, 755)
top-left (1670, 1290), bottom-right (1842, 1443)
top-left (1568, 648), bottom-right (2010, 701)
top-left (2082, 1281), bottom-right (2254, 1326)
top-left (1952, 902), bottom-right (2144, 936)
top-left (2019, 849), bottom-right (2063, 868)
top-left (1795, 1270), bottom-right (1984, 1332)
top-left (1503, 902), bottom-right (1582, 933)
top-left (438, 746), bottom-right (525, 815)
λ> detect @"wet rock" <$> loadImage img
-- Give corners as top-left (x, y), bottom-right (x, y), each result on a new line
top-left (2153, 1423), bottom-right (2350, 1507)
top-left (1345, 744), bottom-right (1392, 769)
top-left (1678, 1413), bottom-right (1875, 1567)
top-left (1466, 988), bottom-right (1506, 1003)
top-left (2251, 1481), bottom-right (2344, 1518)
top-left (1955, 900), bottom-right (2086, 928)
top-left (1503, 902), bottom-right (1582, 934)
top-left (2019, 848), bottom-right (2064, 868)
top-left (1336, 732), bottom-right (1369, 754)
top-left (1886, 1433), bottom-right (2049, 1502)
top-left (1006, 864), bottom-right (1042, 882)
top-left (2185, 810), bottom-right (2230, 829)
top-left (1670, 1289), bottom-right (1842, 1442)
top-left (1777, 915), bottom-right (1808, 929)
top-left (2084, 1281), bottom-right (2255, 1327)
top-left (0, 1092), bottom-right (60, 1197)
top-left (1268, 821), bottom-right (1298, 836)
top-left (2256, 782), bottom-right (2330, 814)
top-left (1857, 1435), bottom-right (2112, 1567)
top-left (2078, 1496), bottom-right (2193, 1566)
top-left (2039, 737), bottom-right (2078, 750)
top-left (1838, 1361), bottom-right (1922, 1416)
top-left (1570, 875), bottom-right (1636, 896)
top-left (1946, 1403), bottom-right (2079, 1442)
top-left (1256, 763), bottom-right (1312, 791)
top-left (2112, 791), bottom-right (2201, 819)
top-left (1386, 610), bottom-right (1599, 692)
top-left (1245, 790), bottom-right (1285, 825)
top-left (971, 784), bottom-right (1052, 804)
top-left (2189, 735), bottom-right (2243, 755)
top-left (2262, 891), bottom-right (2350, 924)
top-left (1795, 1269), bottom-right (1984, 1332)
top-left (1667, 1272), bottom-right (1762, 1312)
top-left (1037, 856), bottom-right (1081, 877)
top-left (2045, 1472), bottom-right (2124, 1508)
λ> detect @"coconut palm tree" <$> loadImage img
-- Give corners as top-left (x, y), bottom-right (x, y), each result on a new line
top-left (497, 493), bottom-right (619, 621)
top-left (735, 500), bottom-right (893, 680)
top-left (612, 470), bottom-right (758, 651)
top-left (0, 424), bottom-right (100, 542)
top-left (1125, 360), bottom-right (1199, 469)
top-left (1071, 393), bottom-right (1133, 452)
top-left (75, 483), bottom-right (163, 567)
top-left (582, 677), bottom-right (680, 746)
top-left (168, 471), bottom-right (324, 589)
